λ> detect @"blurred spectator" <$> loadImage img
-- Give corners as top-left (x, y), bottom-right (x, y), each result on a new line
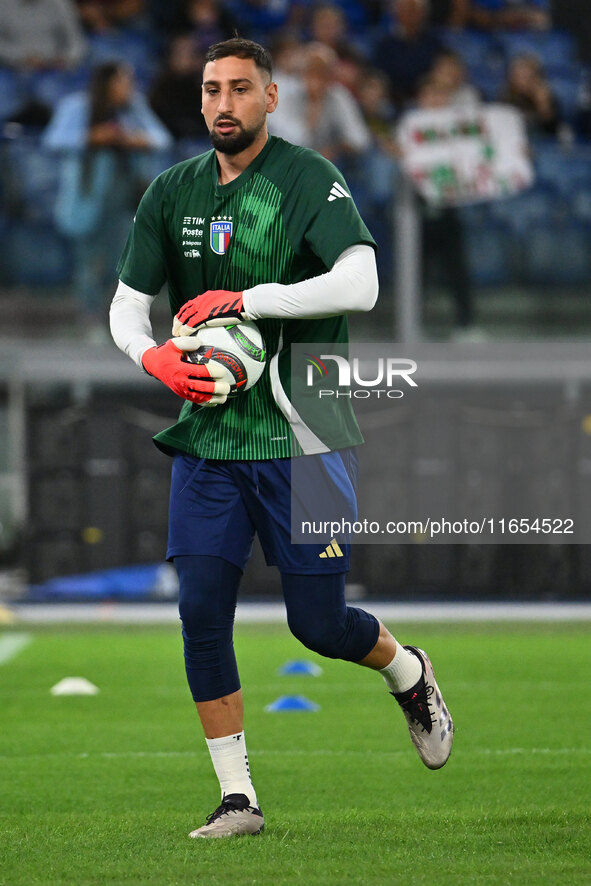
top-left (309, 4), bottom-right (351, 56)
top-left (374, 0), bottom-right (444, 110)
top-left (0, 0), bottom-right (86, 70)
top-left (268, 43), bottom-right (371, 161)
top-left (552, 0), bottom-right (591, 65)
top-left (145, 0), bottom-right (190, 36)
top-left (467, 0), bottom-right (550, 31)
top-left (430, 0), bottom-right (470, 27)
top-left (355, 67), bottom-right (399, 283)
top-left (309, 3), bottom-right (368, 95)
top-left (223, 0), bottom-right (304, 42)
top-left (357, 68), bottom-right (398, 151)
top-left (185, 0), bottom-right (237, 57)
top-left (500, 52), bottom-right (560, 136)
top-left (410, 74), bottom-right (476, 332)
top-left (270, 30), bottom-right (305, 78)
top-left (76, 0), bottom-right (147, 34)
top-left (574, 72), bottom-right (591, 141)
top-left (269, 30), bottom-right (306, 109)
top-left (42, 61), bottom-right (172, 339)
top-left (149, 34), bottom-right (209, 141)
top-left (429, 50), bottom-right (482, 108)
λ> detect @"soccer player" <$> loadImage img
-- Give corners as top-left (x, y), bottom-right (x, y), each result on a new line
top-left (110, 37), bottom-right (453, 839)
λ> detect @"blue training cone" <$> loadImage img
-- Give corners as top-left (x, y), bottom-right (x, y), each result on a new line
top-left (265, 695), bottom-right (320, 712)
top-left (278, 660), bottom-right (323, 677)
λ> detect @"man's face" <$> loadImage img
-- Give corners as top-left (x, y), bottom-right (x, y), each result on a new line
top-left (202, 55), bottom-right (277, 155)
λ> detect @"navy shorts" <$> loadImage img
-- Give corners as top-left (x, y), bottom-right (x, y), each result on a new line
top-left (167, 449), bottom-right (359, 574)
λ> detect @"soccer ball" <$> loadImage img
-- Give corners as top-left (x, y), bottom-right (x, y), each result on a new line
top-left (185, 320), bottom-right (267, 397)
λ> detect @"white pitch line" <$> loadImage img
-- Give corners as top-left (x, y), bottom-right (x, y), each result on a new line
top-left (0, 747), bottom-right (588, 763)
top-left (11, 601), bottom-right (591, 624)
top-left (0, 632), bottom-right (32, 665)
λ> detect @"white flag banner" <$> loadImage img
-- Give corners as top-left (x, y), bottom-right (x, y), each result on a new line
top-left (396, 103), bottom-right (534, 206)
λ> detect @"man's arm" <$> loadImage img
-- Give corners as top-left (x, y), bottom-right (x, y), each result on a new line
top-left (244, 244), bottom-right (377, 319)
top-left (109, 282), bottom-right (231, 405)
top-left (172, 244), bottom-right (378, 334)
top-left (110, 282), bottom-right (157, 368)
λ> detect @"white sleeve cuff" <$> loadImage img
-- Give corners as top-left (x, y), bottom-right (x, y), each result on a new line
top-left (242, 243), bottom-right (378, 320)
top-left (109, 281), bottom-right (157, 369)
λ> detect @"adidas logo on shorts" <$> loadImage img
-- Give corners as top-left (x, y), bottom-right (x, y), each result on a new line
top-left (319, 538), bottom-right (344, 558)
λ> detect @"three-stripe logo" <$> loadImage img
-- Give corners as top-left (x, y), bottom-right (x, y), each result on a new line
top-left (319, 538), bottom-right (344, 558)
top-left (327, 181), bottom-right (351, 202)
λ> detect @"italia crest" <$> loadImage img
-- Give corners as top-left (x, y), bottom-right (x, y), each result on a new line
top-left (210, 218), bottom-right (233, 255)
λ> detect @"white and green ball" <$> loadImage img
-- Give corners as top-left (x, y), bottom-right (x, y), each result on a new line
top-left (185, 320), bottom-right (267, 397)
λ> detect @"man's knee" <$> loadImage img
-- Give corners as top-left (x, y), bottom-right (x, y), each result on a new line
top-left (175, 554), bottom-right (240, 639)
top-left (287, 610), bottom-right (348, 659)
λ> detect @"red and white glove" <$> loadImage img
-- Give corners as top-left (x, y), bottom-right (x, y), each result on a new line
top-left (172, 289), bottom-right (245, 336)
top-left (141, 337), bottom-right (230, 406)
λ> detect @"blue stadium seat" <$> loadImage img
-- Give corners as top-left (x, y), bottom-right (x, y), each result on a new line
top-left (4, 136), bottom-right (61, 222)
top-left (176, 138), bottom-right (212, 162)
top-left (489, 184), bottom-right (562, 237)
top-left (439, 28), bottom-right (497, 68)
top-left (465, 218), bottom-right (515, 286)
top-left (2, 219), bottom-right (72, 286)
top-left (87, 31), bottom-right (157, 88)
top-left (571, 186), bottom-right (591, 223)
top-left (468, 62), bottom-right (505, 100)
top-left (29, 67), bottom-right (90, 110)
top-left (0, 211), bottom-right (8, 285)
top-left (457, 202), bottom-right (493, 228)
top-left (548, 72), bottom-right (582, 123)
top-left (497, 29), bottom-right (577, 68)
top-left (533, 143), bottom-right (591, 195)
top-left (522, 220), bottom-right (591, 285)
top-left (0, 67), bottom-right (23, 121)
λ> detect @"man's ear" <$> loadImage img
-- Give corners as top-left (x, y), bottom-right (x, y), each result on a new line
top-left (266, 81), bottom-right (279, 114)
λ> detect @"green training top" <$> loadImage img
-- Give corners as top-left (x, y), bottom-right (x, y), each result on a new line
top-left (117, 135), bottom-right (376, 460)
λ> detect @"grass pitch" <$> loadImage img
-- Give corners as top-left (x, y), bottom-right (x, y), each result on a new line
top-left (0, 620), bottom-right (590, 885)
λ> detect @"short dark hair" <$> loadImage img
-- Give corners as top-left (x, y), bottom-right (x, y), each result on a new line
top-left (203, 37), bottom-right (273, 81)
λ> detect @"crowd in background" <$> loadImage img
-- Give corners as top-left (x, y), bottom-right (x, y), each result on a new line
top-left (1, 0), bottom-right (591, 339)
top-left (1, 0), bottom-right (586, 140)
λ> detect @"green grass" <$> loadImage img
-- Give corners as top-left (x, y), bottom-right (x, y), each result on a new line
top-left (1, 621), bottom-right (590, 885)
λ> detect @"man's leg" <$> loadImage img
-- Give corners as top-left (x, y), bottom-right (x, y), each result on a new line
top-left (282, 572), bottom-right (454, 770)
top-left (174, 554), bottom-right (264, 838)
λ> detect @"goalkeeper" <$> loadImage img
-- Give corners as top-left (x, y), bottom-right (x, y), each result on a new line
top-left (110, 37), bottom-right (453, 839)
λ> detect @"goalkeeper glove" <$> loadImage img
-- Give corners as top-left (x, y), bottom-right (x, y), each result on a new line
top-left (172, 289), bottom-right (245, 336)
top-left (141, 337), bottom-right (230, 406)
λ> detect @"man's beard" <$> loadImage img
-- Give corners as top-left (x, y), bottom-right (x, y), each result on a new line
top-left (209, 117), bottom-right (265, 155)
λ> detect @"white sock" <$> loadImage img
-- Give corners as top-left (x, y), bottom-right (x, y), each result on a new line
top-left (205, 731), bottom-right (258, 807)
top-left (380, 642), bottom-right (423, 694)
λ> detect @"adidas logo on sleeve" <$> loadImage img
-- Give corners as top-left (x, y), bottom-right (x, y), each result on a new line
top-left (327, 182), bottom-right (351, 202)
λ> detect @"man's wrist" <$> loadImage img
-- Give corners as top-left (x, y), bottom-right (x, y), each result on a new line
top-left (241, 289), bottom-right (258, 320)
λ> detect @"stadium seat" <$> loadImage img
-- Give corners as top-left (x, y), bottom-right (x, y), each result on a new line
top-left (28, 67), bottom-right (90, 110)
top-left (464, 218), bottom-right (515, 286)
top-left (489, 184), bottom-right (563, 237)
top-left (468, 62), bottom-right (505, 101)
top-left (457, 202), bottom-right (493, 228)
top-left (533, 142), bottom-right (591, 195)
top-left (176, 138), bottom-right (212, 162)
top-left (548, 72), bottom-right (583, 124)
top-left (521, 220), bottom-right (591, 285)
top-left (0, 67), bottom-right (23, 121)
top-left (87, 31), bottom-right (157, 88)
top-left (3, 136), bottom-right (61, 222)
top-left (439, 28), bottom-right (498, 68)
top-left (0, 211), bottom-right (8, 285)
top-left (2, 219), bottom-right (72, 286)
top-left (571, 186), bottom-right (591, 223)
top-left (496, 29), bottom-right (578, 68)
